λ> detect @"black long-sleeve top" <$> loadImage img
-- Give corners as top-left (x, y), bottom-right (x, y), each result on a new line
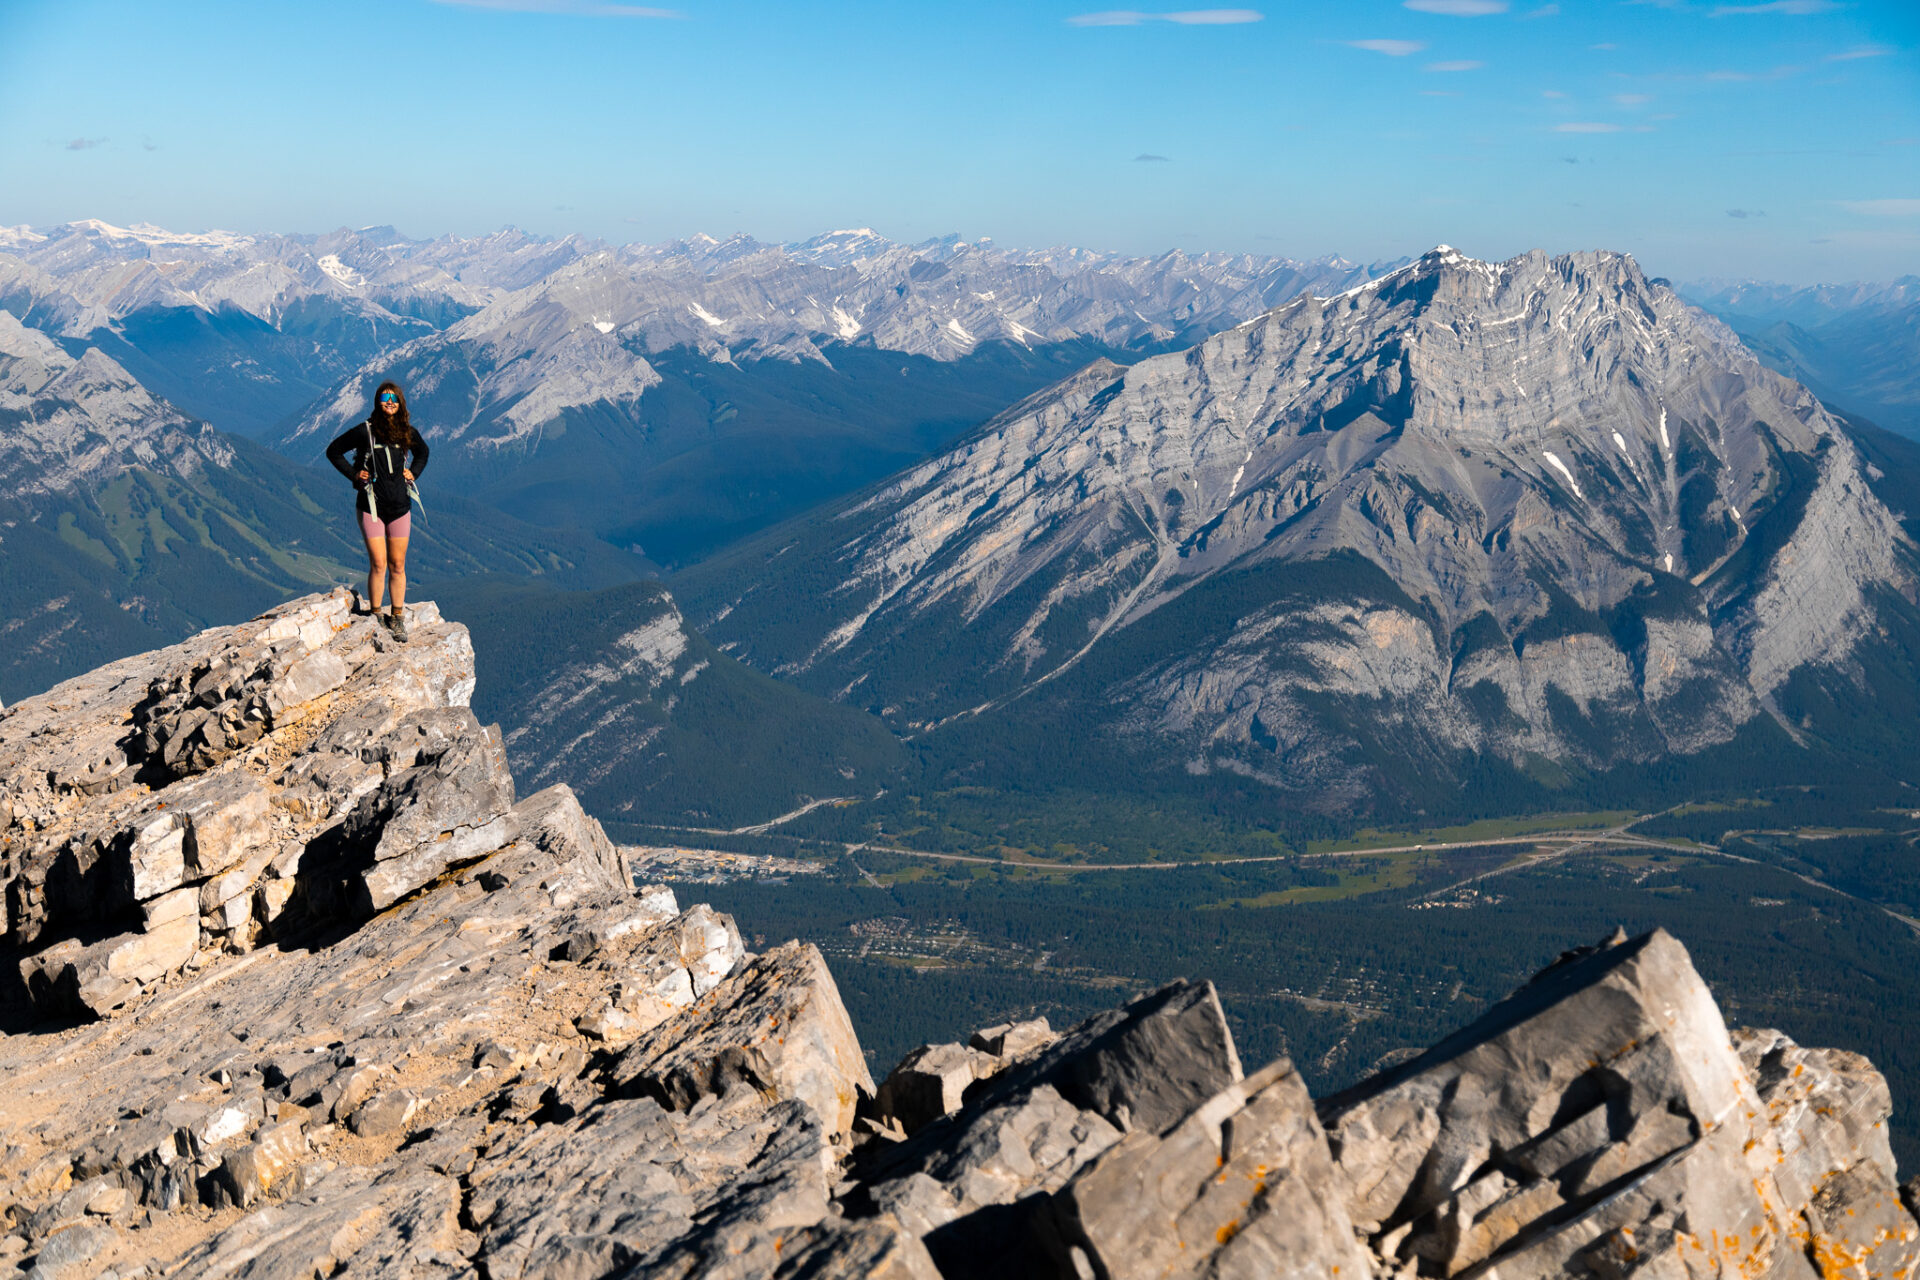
top-left (325, 422), bottom-right (430, 519)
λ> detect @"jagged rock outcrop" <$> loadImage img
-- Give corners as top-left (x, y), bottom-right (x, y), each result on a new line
top-left (1042, 1058), bottom-right (1371, 1279)
top-left (2, 595), bottom-right (1915, 1278)
top-left (0, 592), bottom-right (845, 1278)
top-left (1319, 927), bottom-right (1920, 1277)
top-left (2, 589), bottom-right (480, 1007)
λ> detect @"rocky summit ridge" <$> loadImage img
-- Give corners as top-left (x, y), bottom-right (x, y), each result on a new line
top-left (3, 593), bottom-right (1919, 1278)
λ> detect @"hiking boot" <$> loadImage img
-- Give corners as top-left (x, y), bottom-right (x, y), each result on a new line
top-left (387, 609), bottom-right (409, 642)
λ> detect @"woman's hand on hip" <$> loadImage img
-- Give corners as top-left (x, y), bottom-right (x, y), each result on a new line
top-left (403, 469), bottom-right (414, 482)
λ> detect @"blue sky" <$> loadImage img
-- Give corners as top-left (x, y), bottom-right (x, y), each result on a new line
top-left (2, 0), bottom-right (1915, 282)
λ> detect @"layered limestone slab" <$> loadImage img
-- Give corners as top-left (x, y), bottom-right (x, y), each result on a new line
top-left (1043, 1058), bottom-right (1372, 1280)
top-left (3, 589), bottom-right (482, 1013)
top-left (1321, 927), bottom-right (1920, 1278)
top-left (612, 940), bottom-right (872, 1139)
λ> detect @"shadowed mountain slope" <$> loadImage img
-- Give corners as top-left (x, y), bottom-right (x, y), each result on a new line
top-left (1686, 275), bottom-right (1920, 440)
top-left (438, 576), bottom-right (905, 829)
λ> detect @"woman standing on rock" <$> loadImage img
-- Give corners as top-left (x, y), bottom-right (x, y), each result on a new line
top-left (325, 381), bottom-right (430, 641)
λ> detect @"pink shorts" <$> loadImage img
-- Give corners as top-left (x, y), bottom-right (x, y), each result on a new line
top-left (358, 509), bottom-right (411, 540)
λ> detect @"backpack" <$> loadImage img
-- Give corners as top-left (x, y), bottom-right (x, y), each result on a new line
top-left (362, 421), bottom-right (427, 525)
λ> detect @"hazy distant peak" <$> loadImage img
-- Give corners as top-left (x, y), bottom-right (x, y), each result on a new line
top-left (0, 309), bottom-right (66, 362)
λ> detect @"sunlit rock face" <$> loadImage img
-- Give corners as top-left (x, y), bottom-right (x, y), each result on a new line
top-left (696, 247), bottom-right (1916, 802)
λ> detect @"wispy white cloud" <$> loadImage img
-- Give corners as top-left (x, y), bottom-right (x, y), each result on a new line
top-left (1427, 59), bottom-right (1485, 71)
top-left (1591, 42), bottom-right (1618, 50)
top-left (1068, 8), bottom-right (1263, 24)
top-left (428, 0), bottom-right (681, 15)
top-left (1709, 0), bottom-right (1838, 14)
top-left (1541, 89), bottom-right (1567, 97)
top-left (1705, 64), bottom-right (1803, 80)
top-left (1520, 3), bottom-right (1560, 16)
top-left (1134, 153), bottom-right (1173, 162)
top-left (1727, 208), bottom-right (1766, 218)
top-left (1404, 0), bottom-right (1507, 14)
top-left (1613, 93), bottom-right (1653, 104)
top-left (1841, 199), bottom-right (1920, 216)
top-left (65, 137), bottom-right (107, 150)
top-left (1422, 89), bottom-right (1464, 96)
top-left (1827, 45), bottom-right (1896, 61)
top-left (1348, 38), bottom-right (1427, 55)
top-left (1556, 122), bottom-right (1623, 132)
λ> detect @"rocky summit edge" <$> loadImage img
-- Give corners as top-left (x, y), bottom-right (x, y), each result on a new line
top-left (0, 592), bottom-right (1915, 1278)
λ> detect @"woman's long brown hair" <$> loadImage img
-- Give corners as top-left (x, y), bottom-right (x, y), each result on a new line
top-left (369, 380), bottom-right (413, 446)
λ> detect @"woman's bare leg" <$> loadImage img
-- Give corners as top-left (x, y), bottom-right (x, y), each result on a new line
top-left (362, 526), bottom-right (389, 612)
top-left (387, 535), bottom-right (409, 613)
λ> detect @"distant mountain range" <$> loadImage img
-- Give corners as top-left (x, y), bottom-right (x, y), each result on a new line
top-left (1684, 276), bottom-right (1920, 440)
top-left (269, 227), bottom-right (1395, 562)
top-left (0, 218), bottom-right (1399, 565)
top-left (0, 219), bottom-right (580, 436)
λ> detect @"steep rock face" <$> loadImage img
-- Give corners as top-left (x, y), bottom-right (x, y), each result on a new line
top-left (693, 247), bottom-right (1917, 799)
top-left (0, 310), bottom-right (233, 498)
top-left (2, 597), bottom-right (1915, 1279)
top-left (504, 587), bottom-right (704, 793)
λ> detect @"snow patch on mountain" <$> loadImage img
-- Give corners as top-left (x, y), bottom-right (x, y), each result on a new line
top-left (1542, 451), bottom-right (1582, 498)
top-left (317, 254), bottom-right (363, 289)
